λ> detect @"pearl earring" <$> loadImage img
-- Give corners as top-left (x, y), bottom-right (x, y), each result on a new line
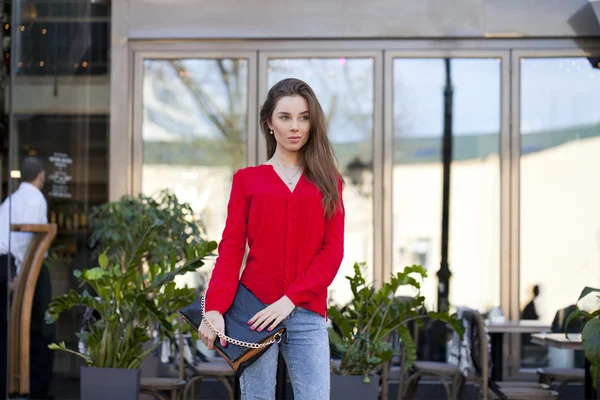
top-left (270, 129), bottom-right (274, 135)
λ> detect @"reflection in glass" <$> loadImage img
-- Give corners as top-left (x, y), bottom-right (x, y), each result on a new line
top-left (267, 57), bottom-right (374, 307)
top-left (392, 59), bottom-right (501, 314)
top-left (519, 57), bottom-right (600, 369)
top-left (4, 0), bottom-right (111, 389)
top-left (141, 59), bottom-right (248, 288)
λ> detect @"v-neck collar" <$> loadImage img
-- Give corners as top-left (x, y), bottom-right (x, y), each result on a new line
top-left (262, 164), bottom-right (304, 194)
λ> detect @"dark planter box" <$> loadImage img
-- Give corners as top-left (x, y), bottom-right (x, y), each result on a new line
top-left (330, 373), bottom-right (378, 400)
top-left (81, 367), bottom-right (141, 400)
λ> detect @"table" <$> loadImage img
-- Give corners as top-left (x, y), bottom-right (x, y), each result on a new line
top-left (531, 333), bottom-right (595, 400)
top-left (486, 320), bottom-right (551, 334)
top-left (486, 320), bottom-right (551, 381)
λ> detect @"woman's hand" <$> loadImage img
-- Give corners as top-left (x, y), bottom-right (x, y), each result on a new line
top-left (248, 296), bottom-right (295, 332)
top-left (199, 310), bottom-right (226, 350)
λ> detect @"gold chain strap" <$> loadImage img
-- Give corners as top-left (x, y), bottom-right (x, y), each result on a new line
top-left (201, 293), bottom-right (282, 349)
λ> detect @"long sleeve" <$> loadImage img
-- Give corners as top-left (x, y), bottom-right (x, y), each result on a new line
top-left (285, 180), bottom-right (345, 306)
top-left (205, 170), bottom-right (249, 314)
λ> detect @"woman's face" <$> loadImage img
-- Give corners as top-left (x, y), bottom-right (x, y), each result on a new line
top-left (269, 95), bottom-right (311, 154)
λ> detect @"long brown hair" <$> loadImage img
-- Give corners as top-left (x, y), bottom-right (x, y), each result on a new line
top-left (260, 78), bottom-right (343, 219)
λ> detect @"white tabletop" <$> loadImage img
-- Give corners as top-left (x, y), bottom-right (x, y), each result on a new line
top-left (486, 320), bottom-right (551, 334)
top-left (531, 333), bottom-right (583, 350)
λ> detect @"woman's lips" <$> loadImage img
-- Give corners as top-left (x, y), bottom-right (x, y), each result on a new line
top-left (288, 136), bottom-right (302, 143)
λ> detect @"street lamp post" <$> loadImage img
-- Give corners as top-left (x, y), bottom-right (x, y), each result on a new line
top-left (346, 156), bottom-right (372, 197)
top-left (437, 58), bottom-right (453, 313)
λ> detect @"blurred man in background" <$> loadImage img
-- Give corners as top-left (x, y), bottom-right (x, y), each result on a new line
top-left (0, 156), bottom-right (54, 399)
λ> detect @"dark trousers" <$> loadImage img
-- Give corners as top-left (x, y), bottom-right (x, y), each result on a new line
top-left (0, 254), bottom-right (55, 400)
top-left (0, 254), bottom-right (16, 400)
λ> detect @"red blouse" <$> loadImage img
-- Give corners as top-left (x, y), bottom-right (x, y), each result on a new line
top-left (205, 164), bottom-right (345, 317)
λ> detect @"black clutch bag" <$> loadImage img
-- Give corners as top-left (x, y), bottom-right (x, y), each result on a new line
top-left (179, 283), bottom-right (286, 375)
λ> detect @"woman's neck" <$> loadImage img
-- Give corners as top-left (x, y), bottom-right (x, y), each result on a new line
top-left (272, 148), bottom-right (300, 168)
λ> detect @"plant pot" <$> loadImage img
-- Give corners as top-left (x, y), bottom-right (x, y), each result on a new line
top-left (81, 367), bottom-right (141, 400)
top-left (330, 373), bottom-right (378, 400)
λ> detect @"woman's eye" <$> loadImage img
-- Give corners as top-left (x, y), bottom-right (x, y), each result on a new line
top-left (301, 116), bottom-right (309, 121)
top-left (280, 116), bottom-right (289, 120)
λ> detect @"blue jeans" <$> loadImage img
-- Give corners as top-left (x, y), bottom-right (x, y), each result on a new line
top-left (240, 307), bottom-right (330, 400)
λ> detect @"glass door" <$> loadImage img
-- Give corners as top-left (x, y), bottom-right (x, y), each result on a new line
top-left (509, 49), bottom-right (600, 378)
top-left (384, 51), bottom-right (510, 315)
top-left (383, 51), bottom-right (510, 367)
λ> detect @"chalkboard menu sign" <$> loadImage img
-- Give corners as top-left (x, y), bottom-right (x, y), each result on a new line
top-left (48, 152), bottom-right (73, 199)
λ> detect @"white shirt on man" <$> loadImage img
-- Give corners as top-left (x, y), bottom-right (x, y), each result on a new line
top-left (0, 182), bottom-right (48, 272)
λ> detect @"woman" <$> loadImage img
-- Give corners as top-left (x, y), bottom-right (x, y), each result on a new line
top-left (199, 78), bottom-right (345, 399)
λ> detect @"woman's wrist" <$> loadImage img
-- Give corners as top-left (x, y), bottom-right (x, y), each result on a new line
top-left (280, 295), bottom-right (295, 307)
top-left (206, 310), bottom-right (223, 317)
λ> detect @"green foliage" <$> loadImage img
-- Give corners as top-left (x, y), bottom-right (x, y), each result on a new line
top-left (328, 262), bottom-right (464, 383)
top-left (89, 189), bottom-right (205, 268)
top-left (566, 287), bottom-right (600, 386)
top-left (46, 191), bottom-right (217, 369)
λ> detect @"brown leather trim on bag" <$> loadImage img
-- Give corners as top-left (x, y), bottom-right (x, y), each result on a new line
top-left (223, 327), bottom-right (286, 371)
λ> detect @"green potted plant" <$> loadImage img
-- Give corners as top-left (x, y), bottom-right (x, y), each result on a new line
top-left (45, 190), bottom-right (216, 400)
top-left (566, 286), bottom-right (600, 393)
top-left (328, 262), bottom-right (463, 399)
top-left (88, 190), bottom-right (206, 268)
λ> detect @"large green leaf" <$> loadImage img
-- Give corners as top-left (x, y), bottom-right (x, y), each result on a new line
top-left (396, 325), bottom-right (416, 369)
top-left (98, 253), bottom-right (108, 270)
top-left (578, 287), bottom-right (600, 302)
top-left (565, 309), bottom-right (590, 335)
top-left (46, 290), bottom-right (103, 324)
top-left (428, 311), bottom-right (465, 338)
top-left (328, 327), bottom-right (346, 361)
top-left (582, 318), bottom-right (600, 382)
top-left (566, 286), bottom-right (600, 387)
top-left (85, 267), bottom-right (107, 281)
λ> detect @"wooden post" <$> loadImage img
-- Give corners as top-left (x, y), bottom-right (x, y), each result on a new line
top-left (8, 224), bottom-right (57, 396)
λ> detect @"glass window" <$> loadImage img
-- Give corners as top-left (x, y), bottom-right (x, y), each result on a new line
top-left (140, 58), bottom-right (249, 287)
top-left (266, 57), bottom-right (375, 307)
top-left (392, 58), bottom-right (501, 315)
top-left (519, 57), bottom-right (600, 369)
top-left (2, 1), bottom-right (110, 395)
